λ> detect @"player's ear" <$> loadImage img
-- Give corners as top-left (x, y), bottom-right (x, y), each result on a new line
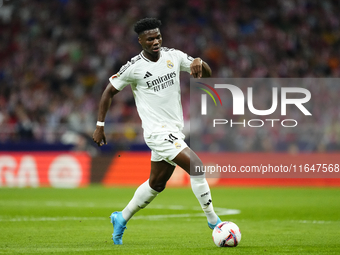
top-left (138, 36), bottom-right (142, 45)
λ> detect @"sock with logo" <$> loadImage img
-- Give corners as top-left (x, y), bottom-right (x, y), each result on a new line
top-left (121, 179), bottom-right (159, 222)
top-left (190, 176), bottom-right (218, 224)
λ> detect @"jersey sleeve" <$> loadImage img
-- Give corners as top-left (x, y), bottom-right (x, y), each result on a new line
top-left (109, 61), bottom-right (135, 91)
top-left (176, 50), bottom-right (194, 73)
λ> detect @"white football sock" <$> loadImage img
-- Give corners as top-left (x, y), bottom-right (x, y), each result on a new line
top-left (190, 176), bottom-right (218, 224)
top-left (121, 179), bottom-right (159, 222)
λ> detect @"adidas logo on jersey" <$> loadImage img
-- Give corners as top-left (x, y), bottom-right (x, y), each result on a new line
top-left (144, 71), bottom-right (153, 79)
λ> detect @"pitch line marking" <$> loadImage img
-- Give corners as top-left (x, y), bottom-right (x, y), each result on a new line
top-left (0, 201), bottom-right (238, 212)
top-left (0, 205), bottom-right (240, 222)
top-left (0, 211), bottom-right (238, 222)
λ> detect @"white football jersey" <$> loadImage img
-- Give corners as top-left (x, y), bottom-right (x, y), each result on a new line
top-left (109, 47), bottom-right (194, 137)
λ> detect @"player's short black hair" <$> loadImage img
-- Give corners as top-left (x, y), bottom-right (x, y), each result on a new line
top-left (134, 18), bottom-right (162, 35)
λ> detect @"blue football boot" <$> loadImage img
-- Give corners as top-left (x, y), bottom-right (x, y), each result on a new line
top-left (208, 216), bottom-right (222, 230)
top-left (110, 211), bottom-right (127, 245)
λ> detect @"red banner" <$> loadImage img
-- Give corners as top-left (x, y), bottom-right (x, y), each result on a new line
top-left (0, 152), bottom-right (90, 188)
top-left (102, 152), bottom-right (151, 186)
top-left (102, 152), bottom-right (340, 187)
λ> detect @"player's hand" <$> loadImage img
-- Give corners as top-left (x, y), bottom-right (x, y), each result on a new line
top-left (92, 127), bottom-right (107, 147)
top-left (190, 58), bottom-right (203, 78)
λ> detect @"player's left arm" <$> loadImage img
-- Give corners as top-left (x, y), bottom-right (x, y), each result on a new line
top-left (190, 58), bottom-right (212, 78)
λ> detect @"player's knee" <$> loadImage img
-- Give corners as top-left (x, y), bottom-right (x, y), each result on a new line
top-left (149, 180), bottom-right (167, 192)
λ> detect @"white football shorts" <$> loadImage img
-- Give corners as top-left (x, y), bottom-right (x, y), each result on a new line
top-left (144, 131), bottom-right (188, 166)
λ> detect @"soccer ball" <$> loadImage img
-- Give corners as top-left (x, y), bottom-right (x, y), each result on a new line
top-left (212, 221), bottom-right (241, 247)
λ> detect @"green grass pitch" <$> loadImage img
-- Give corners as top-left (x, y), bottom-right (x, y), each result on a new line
top-left (1, 186), bottom-right (340, 254)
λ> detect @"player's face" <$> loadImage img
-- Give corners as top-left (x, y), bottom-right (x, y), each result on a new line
top-left (139, 28), bottom-right (162, 60)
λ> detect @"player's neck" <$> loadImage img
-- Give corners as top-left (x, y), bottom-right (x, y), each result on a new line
top-left (142, 50), bottom-right (160, 62)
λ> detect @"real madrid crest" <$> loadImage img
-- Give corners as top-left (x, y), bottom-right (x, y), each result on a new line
top-left (167, 60), bottom-right (174, 69)
top-left (174, 142), bottom-right (181, 149)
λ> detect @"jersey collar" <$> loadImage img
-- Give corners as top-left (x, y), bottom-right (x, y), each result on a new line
top-left (140, 49), bottom-right (162, 63)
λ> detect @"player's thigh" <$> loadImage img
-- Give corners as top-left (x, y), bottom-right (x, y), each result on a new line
top-left (145, 132), bottom-right (187, 163)
top-left (172, 147), bottom-right (204, 176)
top-left (149, 160), bottom-right (176, 191)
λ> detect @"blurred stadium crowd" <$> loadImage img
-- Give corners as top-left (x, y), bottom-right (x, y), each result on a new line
top-left (0, 0), bottom-right (340, 153)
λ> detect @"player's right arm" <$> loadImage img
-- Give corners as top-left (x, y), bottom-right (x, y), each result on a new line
top-left (93, 59), bottom-right (135, 146)
top-left (92, 84), bottom-right (120, 147)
